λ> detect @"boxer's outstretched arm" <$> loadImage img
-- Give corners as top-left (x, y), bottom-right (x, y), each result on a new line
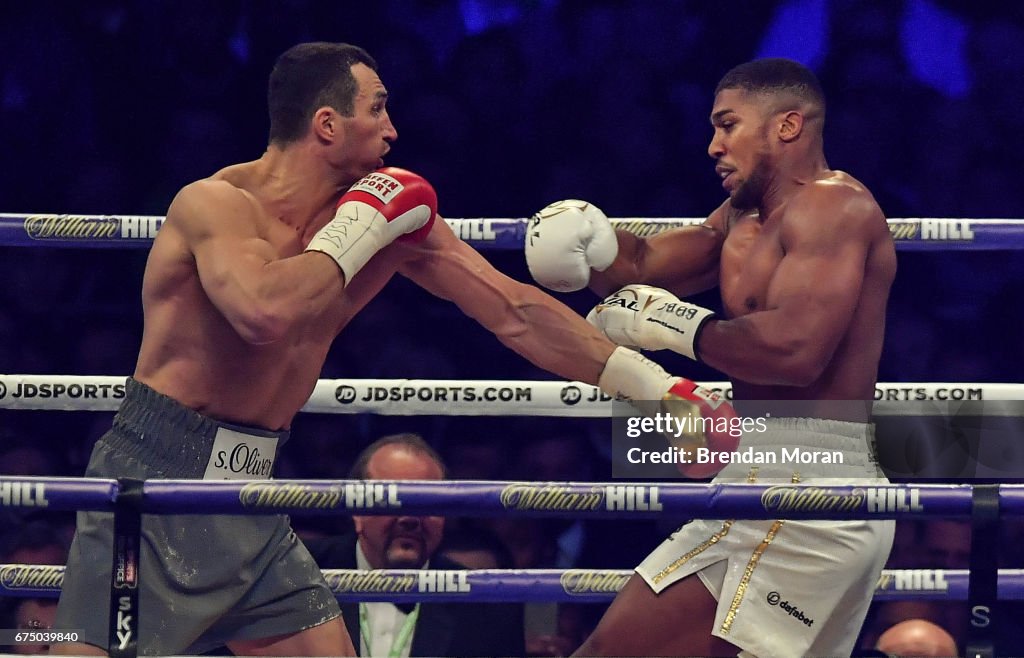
top-left (588, 204), bottom-right (726, 298)
top-left (697, 186), bottom-right (883, 386)
top-left (164, 180), bottom-right (344, 344)
top-left (398, 219), bottom-right (614, 384)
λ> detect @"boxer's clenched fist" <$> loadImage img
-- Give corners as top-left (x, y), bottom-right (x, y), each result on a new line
top-left (306, 167), bottom-right (437, 284)
top-left (596, 346), bottom-right (739, 479)
top-left (587, 284), bottom-right (715, 361)
top-left (661, 378), bottom-right (739, 478)
top-left (525, 199), bottom-right (618, 292)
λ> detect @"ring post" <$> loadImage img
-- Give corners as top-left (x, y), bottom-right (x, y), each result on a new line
top-left (108, 478), bottom-right (143, 658)
top-left (966, 484), bottom-right (1000, 658)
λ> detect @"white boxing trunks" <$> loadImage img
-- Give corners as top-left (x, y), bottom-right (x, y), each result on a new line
top-left (635, 418), bottom-right (894, 658)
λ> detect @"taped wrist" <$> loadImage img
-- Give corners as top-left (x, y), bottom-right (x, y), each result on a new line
top-left (598, 346), bottom-right (677, 401)
top-left (305, 203), bottom-right (387, 285)
top-left (647, 301), bottom-right (716, 361)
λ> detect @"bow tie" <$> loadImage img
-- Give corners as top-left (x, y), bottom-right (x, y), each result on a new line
top-left (393, 601), bottom-right (417, 614)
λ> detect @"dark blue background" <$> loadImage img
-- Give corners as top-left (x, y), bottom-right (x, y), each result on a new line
top-left (1, 3), bottom-right (1022, 652)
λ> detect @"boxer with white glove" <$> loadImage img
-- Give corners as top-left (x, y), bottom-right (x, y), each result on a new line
top-left (306, 166), bottom-right (437, 285)
top-left (525, 199), bottom-right (618, 292)
top-left (587, 284), bottom-right (716, 361)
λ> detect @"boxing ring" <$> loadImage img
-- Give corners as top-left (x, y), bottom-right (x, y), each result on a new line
top-left (2, 214), bottom-right (1024, 658)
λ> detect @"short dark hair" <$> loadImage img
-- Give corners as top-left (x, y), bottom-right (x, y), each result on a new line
top-left (267, 42), bottom-right (378, 146)
top-left (349, 433), bottom-right (448, 480)
top-left (715, 57), bottom-right (825, 120)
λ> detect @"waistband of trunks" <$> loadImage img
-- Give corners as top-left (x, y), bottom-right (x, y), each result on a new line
top-left (715, 417), bottom-right (885, 480)
top-left (751, 417), bottom-right (875, 446)
top-left (101, 378), bottom-right (290, 478)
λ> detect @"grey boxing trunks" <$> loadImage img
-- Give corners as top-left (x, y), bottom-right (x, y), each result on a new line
top-left (54, 378), bottom-right (341, 655)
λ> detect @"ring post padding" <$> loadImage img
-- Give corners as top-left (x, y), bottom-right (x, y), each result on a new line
top-left (108, 478), bottom-right (143, 658)
top-left (966, 484), bottom-right (1000, 658)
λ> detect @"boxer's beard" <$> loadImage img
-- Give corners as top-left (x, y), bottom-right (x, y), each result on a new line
top-left (731, 154), bottom-right (771, 210)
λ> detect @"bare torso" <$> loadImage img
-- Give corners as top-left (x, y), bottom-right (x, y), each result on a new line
top-left (714, 171), bottom-right (895, 413)
top-left (134, 162), bottom-right (403, 430)
top-left (133, 158), bottom-right (614, 431)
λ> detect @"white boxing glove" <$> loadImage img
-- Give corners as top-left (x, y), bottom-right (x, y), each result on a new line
top-left (306, 167), bottom-right (437, 285)
top-left (525, 199), bottom-right (618, 292)
top-left (587, 284), bottom-right (715, 361)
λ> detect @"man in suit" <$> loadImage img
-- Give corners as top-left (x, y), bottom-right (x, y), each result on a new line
top-left (306, 433), bottom-right (525, 657)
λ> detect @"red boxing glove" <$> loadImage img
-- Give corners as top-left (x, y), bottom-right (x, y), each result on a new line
top-left (306, 167), bottom-right (438, 284)
top-left (341, 167), bottom-right (438, 243)
top-left (662, 379), bottom-right (741, 479)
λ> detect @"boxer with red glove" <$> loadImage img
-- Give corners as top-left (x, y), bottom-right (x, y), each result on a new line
top-left (306, 166), bottom-right (437, 285)
top-left (661, 377), bottom-right (740, 478)
top-left (589, 284), bottom-right (738, 477)
top-left (589, 286), bottom-right (733, 476)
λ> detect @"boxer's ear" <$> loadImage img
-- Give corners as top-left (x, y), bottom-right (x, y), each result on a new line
top-left (312, 106), bottom-right (338, 143)
top-left (778, 110), bottom-right (804, 143)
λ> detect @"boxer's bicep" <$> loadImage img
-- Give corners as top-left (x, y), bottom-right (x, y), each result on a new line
top-left (170, 182), bottom-right (339, 344)
top-left (768, 229), bottom-right (868, 360)
top-left (765, 191), bottom-right (875, 365)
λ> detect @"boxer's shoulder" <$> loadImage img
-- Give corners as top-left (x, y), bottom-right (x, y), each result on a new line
top-left (781, 177), bottom-right (884, 241)
top-left (166, 176), bottom-right (264, 239)
top-left (796, 171), bottom-right (881, 215)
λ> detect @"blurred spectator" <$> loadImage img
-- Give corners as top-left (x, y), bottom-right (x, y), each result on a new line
top-left (876, 618), bottom-right (959, 657)
top-left (0, 597), bottom-right (59, 655)
top-left (487, 426), bottom-right (659, 656)
top-left (0, 443), bottom-right (54, 478)
top-left (437, 523), bottom-right (514, 570)
top-left (0, 520), bottom-right (69, 566)
top-left (306, 433), bottom-right (524, 657)
top-left (886, 520), bottom-right (923, 569)
top-left (860, 518), bottom-right (972, 651)
top-left (924, 520), bottom-right (971, 569)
